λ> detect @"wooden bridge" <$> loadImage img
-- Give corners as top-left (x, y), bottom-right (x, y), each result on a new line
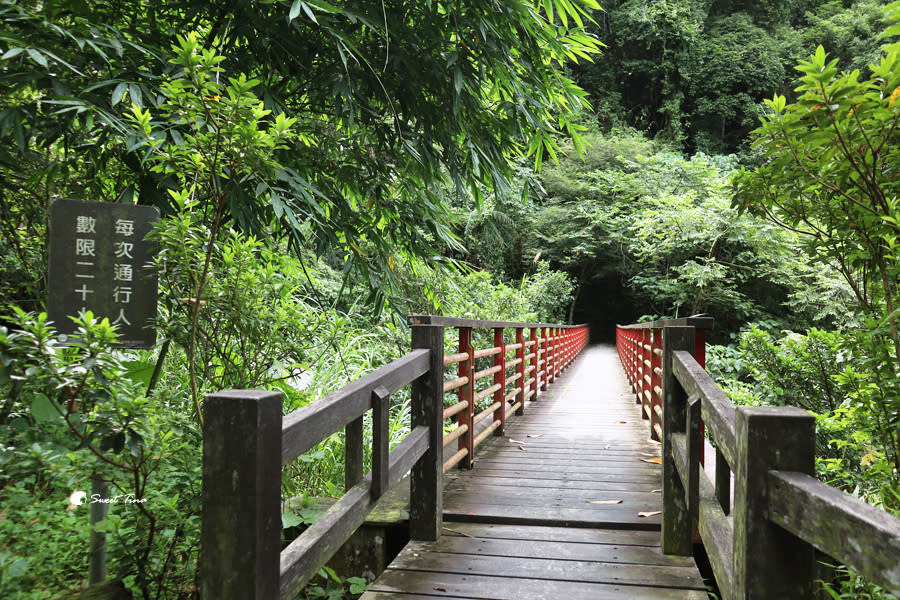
top-left (199, 316), bottom-right (900, 600)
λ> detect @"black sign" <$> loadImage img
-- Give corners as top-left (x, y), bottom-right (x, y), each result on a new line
top-left (48, 199), bottom-right (159, 348)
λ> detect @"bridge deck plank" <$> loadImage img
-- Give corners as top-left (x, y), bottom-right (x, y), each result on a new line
top-left (360, 345), bottom-right (706, 599)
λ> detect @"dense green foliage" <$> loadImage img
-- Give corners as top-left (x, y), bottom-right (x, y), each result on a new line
top-left (452, 126), bottom-right (851, 337)
top-left (735, 26), bottom-right (900, 496)
top-left (573, 0), bottom-right (893, 153)
top-left (0, 0), bottom-right (600, 311)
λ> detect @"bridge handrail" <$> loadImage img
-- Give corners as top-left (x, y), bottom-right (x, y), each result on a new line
top-left (200, 317), bottom-right (589, 599)
top-left (413, 316), bottom-right (589, 471)
top-left (618, 321), bottom-right (900, 599)
top-left (615, 318), bottom-right (711, 442)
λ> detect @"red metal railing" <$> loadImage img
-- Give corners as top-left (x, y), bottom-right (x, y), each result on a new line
top-left (616, 318), bottom-right (712, 444)
top-left (409, 316), bottom-right (590, 473)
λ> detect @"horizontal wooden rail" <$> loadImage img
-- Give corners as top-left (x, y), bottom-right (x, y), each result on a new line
top-left (616, 319), bottom-right (900, 599)
top-left (280, 349), bottom-right (430, 465)
top-left (767, 471), bottom-right (900, 595)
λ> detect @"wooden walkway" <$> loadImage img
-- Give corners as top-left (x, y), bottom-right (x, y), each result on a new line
top-left (361, 345), bottom-right (708, 599)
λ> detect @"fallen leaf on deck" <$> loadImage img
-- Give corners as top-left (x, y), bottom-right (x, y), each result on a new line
top-left (604, 444), bottom-right (611, 449)
top-left (587, 499), bottom-right (623, 505)
top-left (527, 434), bottom-right (543, 438)
top-left (434, 587), bottom-right (447, 592)
top-left (616, 420), bottom-right (627, 424)
top-left (638, 510), bottom-right (662, 518)
top-left (651, 489), bottom-right (662, 493)
top-left (639, 457), bottom-right (662, 464)
top-left (517, 445), bottom-right (528, 451)
top-left (509, 438), bottom-right (526, 444)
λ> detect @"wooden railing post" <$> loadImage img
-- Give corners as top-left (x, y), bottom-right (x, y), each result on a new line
top-left (650, 328), bottom-right (664, 442)
top-left (410, 324), bottom-right (445, 541)
top-left (200, 390), bottom-right (282, 600)
top-left (345, 416), bottom-right (364, 492)
top-left (640, 329), bottom-right (651, 418)
top-left (733, 406), bottom-right (816, 598)
top-left (492, 327), bottom-right (507, 435)
top-left (549, 327), bottom-right (557, 382)
top-left (695, 327), bottom-right (708, 465)
top-left (528, 327), bottom-right (538, 410)
top-left (515, 327), bottom-right (526, 415)
top-left (557, 327), bottom-right (563, 375)
top-left (457, 327), bottom-right (474, 470)
top-left (540, 327), bottom-right (549, 391)
top-left (661, 326), bottom-right (695, 555)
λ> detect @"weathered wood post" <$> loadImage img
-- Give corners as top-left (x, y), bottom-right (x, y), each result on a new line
top-left (410, 324), bottom-right (445, 541)
top-left (200, 390), bottom-right (283, 600)
top-left (345, 412), bottom-right (364, 491)
top-left (661, 326), bottom-right (695, 555)
top-left (733, 406), bottom-right (816, 598)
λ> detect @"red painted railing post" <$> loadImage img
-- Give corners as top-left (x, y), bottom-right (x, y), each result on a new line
top-left (546, 327), bottom-right (554, 385)
top-left (458, 327), bottom-right (474, 469)
top-left (540, 327), bottom-right (549, 391)
top-left (650, 328), bottom-right (663, 442)
top-left (493, 327), bottom-right (507, 436)
top-left (640, 329), bottom-right (651, 414)
top-left (544, 327), bottom-right (556, 385)
top-left (529, 327), bottom-right (539, 406)
top-left (557, 326), bottom-right (563, 376)
top-left (616, 318), bottom-right (713, 455)
top-left (556, 327), bottom-right (563, 377)
top-left (515, 327), bottom-right (526, 415)
top-left (627, 328), bottom-right (637, 399)
top-left (547, 327), bottom-right (559, 383)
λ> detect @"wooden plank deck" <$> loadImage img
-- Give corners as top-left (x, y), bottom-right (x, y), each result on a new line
top-left (361, 345), bottom-right (708, 599)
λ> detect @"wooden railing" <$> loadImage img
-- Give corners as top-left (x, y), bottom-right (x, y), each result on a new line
top-left (616, 317), bottom-right (713, 442)
top-left (617, 320), bottom-right (900, 599)
top-left (200, 316), bottom-right (588, 599)
top-left (410, 315), bottom-right (589, 472)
